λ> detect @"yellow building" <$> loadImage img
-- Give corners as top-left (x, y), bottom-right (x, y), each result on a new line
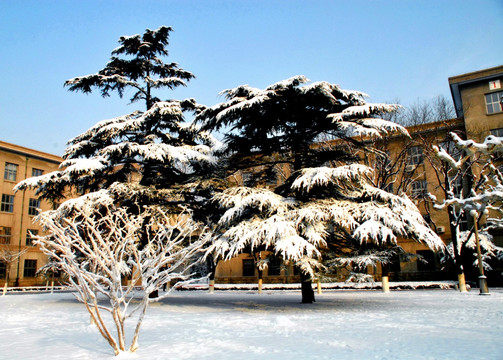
top-left (0, 141), bottom-right (62, 287)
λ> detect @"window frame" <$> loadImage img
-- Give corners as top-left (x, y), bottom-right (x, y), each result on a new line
top-left (1, 194), bottom-right (14, 213)
top-left (267, 256), bottom-right (282, 276)
top-left (242, 259), bottom-right (255, 277)
top-left (485, 91), bottom-right (503, 115)
top-left (490, 128), bottom-right (503, 137)
top-left (26, 229), bottom-right (38, 246)
top-left (0, 261), bottom-right (6, 278)
top-left (408, 146), bottom-right (423, 165)
top-left (0, 227), bottom-right (12, 245)
top-left (4, 163), bottom-right (18, 182)
top-left (416, 250), bottom-right (436, 272)
top-left (28, 198), bottom-right (41, 216)
top-left (31, 168), bottom-right (44, 177)
top-left (411, 180), bottom-right (428, 198)
top-left (23, 259), bottom-right (37, 278)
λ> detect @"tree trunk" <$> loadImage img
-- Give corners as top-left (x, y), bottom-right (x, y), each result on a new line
top-left (258, 269), bottom-right (263, 294)
top-left (300, 272), bottom-right (315, 303)
top-left (2, 280), bottom-right (7, 296)
top-left (448, 207), bottom-right (467, 292)
top-left (381, 263), bottom-right (390, 293)
top-left (207, 258), bottom-right (216, 294)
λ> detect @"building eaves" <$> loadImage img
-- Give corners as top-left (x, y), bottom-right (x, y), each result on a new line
top-left (0, 140), bottom-right (62, 165)
top-left (448, 65), bottom-right (503, 118)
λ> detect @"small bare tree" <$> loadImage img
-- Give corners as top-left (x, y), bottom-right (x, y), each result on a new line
top-left (35, 201), bottom-right (207, 356)
top-left (0, 247), bottom-right (28, 296)
top-left (431, 133), bottom-right (503, 292)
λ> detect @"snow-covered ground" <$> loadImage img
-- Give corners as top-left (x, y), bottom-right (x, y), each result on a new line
top-left (1, 288), bottom-right (502, 359)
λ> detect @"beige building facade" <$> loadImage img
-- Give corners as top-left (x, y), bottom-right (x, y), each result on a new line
top-left (0, 141), bottom-right (62, 287)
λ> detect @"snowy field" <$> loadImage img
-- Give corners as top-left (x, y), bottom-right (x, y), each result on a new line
top-left (1, 289), bottom-right (502, 360)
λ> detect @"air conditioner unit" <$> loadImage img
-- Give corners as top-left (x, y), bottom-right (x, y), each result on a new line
top-left (437, 226), bottom-right (445, 234)
top-left (405, 165), bottom-right (415, 172)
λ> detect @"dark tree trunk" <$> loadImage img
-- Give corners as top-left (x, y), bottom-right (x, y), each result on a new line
top-left (448, 206), bottom-right (467, 291)
top-left (207, 258), bottom-right (217, 293)
top-left (300, 272), bottom-right (315, 303)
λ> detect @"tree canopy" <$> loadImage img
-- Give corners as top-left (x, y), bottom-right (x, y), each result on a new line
top-left (198, 76), bottom-right (444, 302)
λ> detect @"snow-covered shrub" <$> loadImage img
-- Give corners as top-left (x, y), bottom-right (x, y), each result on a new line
top-left (35, 199), bottom-right (207, 356)
top-left (345, 272), bottom-right (375, 284)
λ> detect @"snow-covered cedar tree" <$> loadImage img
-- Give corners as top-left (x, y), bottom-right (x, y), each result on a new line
top-left (16, 26), bottom-right (220, 211)
top-left (34, 197), bottom-right (207, 356)
top-left (432, 133), bottom-right (503, 281)
top-left (197, 76), bottom-right (444, 302)
top-left (15, 26), bottom-right (221, 302)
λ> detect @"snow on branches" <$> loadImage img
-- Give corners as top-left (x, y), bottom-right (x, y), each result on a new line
top-left (15, 99), bottom-right (218, 202)
top-left (35, 200), bottom-right (207, 355)
top-left (65, 26), bottom-right (194, 107)
top-left (432, 132), bottom-right (503, 217)
top-left (197, 76), bottom-right (407, 144)
top-left (291, 165), bottom-right (371, 192)
top-left (207, 166), bottom-right (444, 274)
top-left (443, 230), bottom-right (503, 271)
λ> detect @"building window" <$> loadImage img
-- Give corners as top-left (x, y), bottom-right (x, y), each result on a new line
top-left (268, 256), bottom-right (282, 276)
top-left (4, 163), bottom-right (18, 181)
top-left (411, 180), bottom-right (427, 198)
top-left (0, 261), bottom-right (6, 278)
top-left (28, 198), bottom-right (40, 216)
top-left (242, 259), bottom-right (255, 277)
top-left (389, 253), bottom-right (401, 273)
top-left (490, 128), bottom-right (503, 137)
top-left (1, 194), bottom-right (14, 213)
top-left (408, 146), bottom-right (423, 165)
top-left (23, 259), bottom-right (37, 277)
top-left (416, 250), bottom-right (436, 272)
top-left (485, 91), bottom-right (503, 114)
top-left (26, 229), bottom-right (38, 246)
top-left (0, 227), bottom-right (12, 245)
top-left (32, 168), bottom-right (43, 177)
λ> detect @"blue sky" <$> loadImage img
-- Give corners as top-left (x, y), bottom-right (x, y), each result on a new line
top-left (1, 0), bottom-right (502, 155)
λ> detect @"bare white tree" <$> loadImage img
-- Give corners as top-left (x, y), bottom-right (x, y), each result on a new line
top-left (0, 247), bottom-right (28, 296)
top-left (431, 133), bottom-right (503, 292)
top-left (35, 199), bottom-right (207, 356)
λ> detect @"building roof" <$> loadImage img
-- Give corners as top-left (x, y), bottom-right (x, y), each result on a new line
top-left (449, 65), bottom-right (503, 118)
top-left (0, 140), bottom-right (62, 164)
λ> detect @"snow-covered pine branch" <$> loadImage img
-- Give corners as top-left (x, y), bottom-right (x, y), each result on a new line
top-left (65, 26), bottom-right (194, 108)
top-left (291, 165), bottom-right (371, 192)
top-left (207, 167), bottom-right (443, 277)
